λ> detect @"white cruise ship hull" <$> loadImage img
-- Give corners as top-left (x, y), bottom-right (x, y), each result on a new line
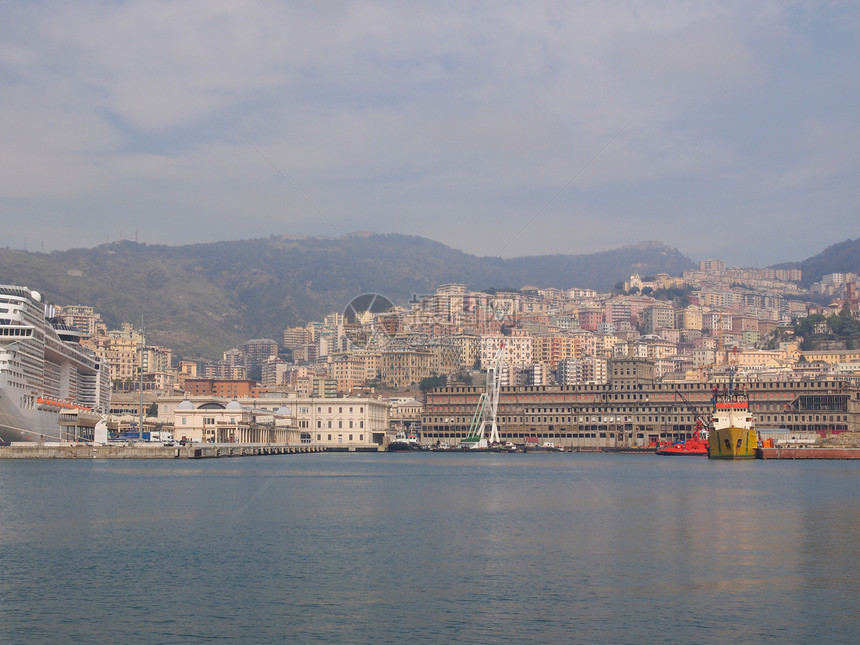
top-left (0, 285), bottom-right (110, 444)
top-left (0, 392), bottom-right (68, 443)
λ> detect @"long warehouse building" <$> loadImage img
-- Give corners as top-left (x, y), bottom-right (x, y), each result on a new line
top-left (422, 357), bottom-right (860, 449)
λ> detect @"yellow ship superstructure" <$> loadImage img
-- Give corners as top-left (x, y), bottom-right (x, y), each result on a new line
top-left (708, 395), bottom-right (757, 460)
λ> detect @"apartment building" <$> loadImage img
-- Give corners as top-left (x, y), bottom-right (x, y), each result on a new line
top-left (642, 303), bottom-right (676, 334)
top-left (282, 326), bottom-right (309, 349)
top-left (480, 331), bottom-right (533, 371)
top-left (531, 334), bottom-right (578, 368)
top-left (261, 356), bottom-right (290, 387)
top-left (242, 338), bottom-right (278, 373)
top-left (327, 354), bottom-right (368, 393)
top-left (183, 378), bottom-right (256, 398)
top-left (380, 348), bottom-right (433, 388)
top-left (57, 304), bottom-right (106, 338)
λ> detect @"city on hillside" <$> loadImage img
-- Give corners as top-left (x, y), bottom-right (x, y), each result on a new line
top-left (36, 258), bottom-right (860, 448)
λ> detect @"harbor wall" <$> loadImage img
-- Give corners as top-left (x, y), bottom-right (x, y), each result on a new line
top-left (757, 447), bottom-right (860, 460)
top-left (0, 443), bottom-right (326, 459)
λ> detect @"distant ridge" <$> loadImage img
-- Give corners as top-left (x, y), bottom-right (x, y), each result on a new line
top-left (0, 234), bottom-right (694, 358)
top-left (771, 237), bottom-right (860, 286)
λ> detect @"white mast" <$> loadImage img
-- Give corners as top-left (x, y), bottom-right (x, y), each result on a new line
top-left (486, 342), bottom-right (504, 444)
top-left (467, 341), bottom-right (505, 447)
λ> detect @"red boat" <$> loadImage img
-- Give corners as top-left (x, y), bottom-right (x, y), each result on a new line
top-left (656, 420), bottom-right (709, 456)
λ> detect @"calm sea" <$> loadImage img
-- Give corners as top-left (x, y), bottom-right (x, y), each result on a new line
top-left (1, 453), bottom-right (859, 644)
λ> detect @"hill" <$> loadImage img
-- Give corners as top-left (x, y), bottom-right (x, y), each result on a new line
top-left (771, 237), bottom-right (860, 286)
top-left (0, 234), bottom-right (693, 359)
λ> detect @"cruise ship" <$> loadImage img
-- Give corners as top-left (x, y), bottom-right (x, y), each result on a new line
top-left (0, 285), bottom-right (110, 443)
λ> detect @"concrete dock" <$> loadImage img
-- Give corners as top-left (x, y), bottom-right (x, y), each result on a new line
top-left (757, 447), bottom-right (860, 459)
top-left (0, 442), bottom-right (326, 459)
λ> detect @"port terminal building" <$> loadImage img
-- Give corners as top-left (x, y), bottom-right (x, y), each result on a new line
top-left (156, 394), bottom-right (390, 449)
top-left (422, 357), bottom-right (860, 449)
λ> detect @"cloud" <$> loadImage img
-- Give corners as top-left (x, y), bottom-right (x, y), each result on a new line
top-left (1, 1), bottom-right (858, 266)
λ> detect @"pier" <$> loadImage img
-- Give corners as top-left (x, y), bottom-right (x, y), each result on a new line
top-left (0, 442), bottom-right (327, 459)
top-left (757, 447), bottom-right (860, 460)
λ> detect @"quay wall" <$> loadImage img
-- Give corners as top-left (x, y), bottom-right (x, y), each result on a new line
top-left (758, 447), bottom-right (860, 460)
top-left (0, 443), bottom-right (326, 459)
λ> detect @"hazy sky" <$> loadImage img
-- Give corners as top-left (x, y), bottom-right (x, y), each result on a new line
top-left (2, 1), bottom-right (858, 267)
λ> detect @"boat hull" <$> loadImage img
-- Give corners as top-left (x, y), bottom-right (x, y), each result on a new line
top-left (708, 426), bottom-right (757, 459)
top-left (0, 392), bottom-right (64, 444)
top-left (656, 442), bottom-right (708, 456)
top-left (459, 437), bottom-right (488, 450)
top-left (387, 441), bottom-right (419, 452)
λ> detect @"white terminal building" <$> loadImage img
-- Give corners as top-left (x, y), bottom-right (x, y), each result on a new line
top-left (157, 394), bottom-right (390, 450)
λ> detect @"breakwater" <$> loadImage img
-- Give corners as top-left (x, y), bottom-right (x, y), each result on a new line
top-left (0, 443), bottom-right (327, 459)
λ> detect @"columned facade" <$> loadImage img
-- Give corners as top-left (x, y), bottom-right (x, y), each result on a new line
top-left (159, 394), bottom-right (389, 449)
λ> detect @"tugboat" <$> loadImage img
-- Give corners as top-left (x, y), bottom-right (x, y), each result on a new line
top-left (656, 388), bottom-right (710, 456)
top-left (656, 419), bottom-right (709, 456)
top-left (387, 429), bottom-right (423, 451)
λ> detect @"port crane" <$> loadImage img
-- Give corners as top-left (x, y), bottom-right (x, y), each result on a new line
top-left (655, 387), bottom-right (711, 455)
top-left (673, 387), bottom-right (712, 435)
top-left (460, 342), bottom-right (504, 449)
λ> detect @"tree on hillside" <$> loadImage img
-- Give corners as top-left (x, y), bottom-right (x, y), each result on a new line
top-left (418, 375), bottom-right (447, 392)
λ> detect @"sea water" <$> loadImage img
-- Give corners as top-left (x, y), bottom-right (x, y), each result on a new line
top-left (1, 453), bottom-right (858, 644)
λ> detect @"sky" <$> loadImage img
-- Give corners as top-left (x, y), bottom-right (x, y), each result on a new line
top-left (1, 1), bottom-right (859, 267)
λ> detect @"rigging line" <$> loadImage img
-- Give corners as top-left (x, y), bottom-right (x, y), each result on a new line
top-left (564, 462), bottom-right (620, 513)
top-left (233, 126), bottom-right (373, 267)
top-left (470, 123), bottom-right (628, 285)
top-left (231, 452), bottom-right (300, 521)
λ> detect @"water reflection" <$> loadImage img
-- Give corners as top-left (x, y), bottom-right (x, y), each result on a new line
top-left (1, 455), bottom-right (859, 643)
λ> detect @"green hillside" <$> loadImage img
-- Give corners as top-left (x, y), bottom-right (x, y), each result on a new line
top-left (771, 237), bottom-right (860, 286)
top-left (0, 234), bottom-right (694, 359)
